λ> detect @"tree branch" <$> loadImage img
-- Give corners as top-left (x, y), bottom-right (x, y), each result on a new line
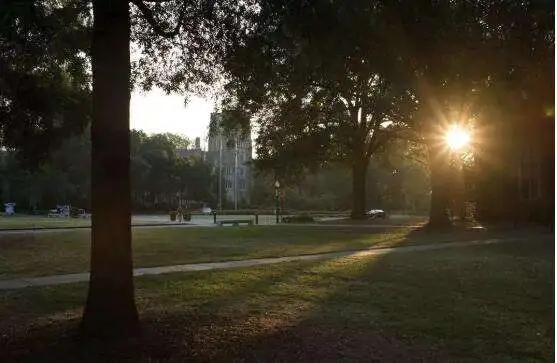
top-left (365, 129), bottom-right (380, 160)
top-left (130, 0), bottom-right (186, 38)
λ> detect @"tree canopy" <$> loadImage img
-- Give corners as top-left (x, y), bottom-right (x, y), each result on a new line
top-left (220, 0), bottom-right (418, 217)
top-left (219, 0), bottom-right (554, 222)
top-left (0, 0), bottom-right (91, 163)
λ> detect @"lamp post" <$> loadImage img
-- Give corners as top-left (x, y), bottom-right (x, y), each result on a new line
top-left (274, 180), bottom-right (280, 224)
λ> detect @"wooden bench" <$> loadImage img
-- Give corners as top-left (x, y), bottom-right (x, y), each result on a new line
top-left (216, 219), bottom-right (253, 227)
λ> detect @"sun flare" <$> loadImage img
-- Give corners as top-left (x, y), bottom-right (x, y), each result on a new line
top-left (445, 125), bottom-right (471, 150)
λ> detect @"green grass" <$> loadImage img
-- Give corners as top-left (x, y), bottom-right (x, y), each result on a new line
top-left (0, 226), bottom-right (413, 279)
top-left (0, 214), bottom-right (424, 230)
top-left (0, 224), bottom-right (548, 280)
top-left (0, 238), bottom-right (552, 362)
top-left (0, 216), bottom-right (92, 229)
top-left (0, 216), bottom-right (176, 229)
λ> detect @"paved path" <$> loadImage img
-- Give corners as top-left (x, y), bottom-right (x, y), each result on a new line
top-left (0, 237), bottom-right (531, 291)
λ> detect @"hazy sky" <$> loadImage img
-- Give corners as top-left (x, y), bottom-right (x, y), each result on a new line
top-left (130, 88), bottom-right (214, 148)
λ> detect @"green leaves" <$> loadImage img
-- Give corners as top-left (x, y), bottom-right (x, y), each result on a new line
top-left (130, 0), bottom-right (258, 95)
top-left (221, 0), bottom-right (418, 177)
top-left (130, 130), bottom-right (215, 209)
top-left (0, 0), bottom-right (91, 164)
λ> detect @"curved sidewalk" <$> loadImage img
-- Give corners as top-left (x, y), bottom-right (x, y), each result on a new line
top-left (0, 236), bottom-right (534, 291)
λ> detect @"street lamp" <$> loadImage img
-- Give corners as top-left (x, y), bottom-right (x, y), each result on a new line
top-left (274, 180), bottom-right (280, 224)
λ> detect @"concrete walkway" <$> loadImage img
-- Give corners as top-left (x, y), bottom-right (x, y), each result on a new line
top-left (0, 237), bottom-right (532, 291)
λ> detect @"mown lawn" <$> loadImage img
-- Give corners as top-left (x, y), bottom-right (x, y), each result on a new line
top-left (0, 226), bottom-right (414, 279)
top-left (0, 224), bottom-right (549, 280)
top-left (0, 217), bottom-right (91, 229)
top-left (0, 238), bottom-right (552, 362)
top-left (0, 216), bottom-right (179, 230)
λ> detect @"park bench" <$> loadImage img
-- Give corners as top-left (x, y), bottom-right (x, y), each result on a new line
top-left (216, 219), bottom-right (253, 227)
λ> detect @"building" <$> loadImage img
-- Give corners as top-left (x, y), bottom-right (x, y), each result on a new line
top-left (177, 137), bottom-right (205, 160)
top-left (206, 113), bottom-right (252, 209)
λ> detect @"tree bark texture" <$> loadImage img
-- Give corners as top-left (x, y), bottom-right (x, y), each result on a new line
top-left (80, 0), bottom-right (139, 338)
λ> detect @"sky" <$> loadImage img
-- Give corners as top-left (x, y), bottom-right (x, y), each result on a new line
top-left (130, 88), bottom-right (214, 149)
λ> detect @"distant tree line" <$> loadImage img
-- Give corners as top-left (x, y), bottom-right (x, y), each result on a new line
top-left (0, 129), bottom-right (216, 213)
top-left (251, 139), bottom-right (431, 214)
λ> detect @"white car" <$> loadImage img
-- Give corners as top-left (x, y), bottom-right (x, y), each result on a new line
top-left (201, 207), bottom-right (213, 215)
top-left (366, 209), bottom-right (387, 219)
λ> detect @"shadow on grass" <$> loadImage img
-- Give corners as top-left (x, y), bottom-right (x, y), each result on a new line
top-left (204, 238), bottom-right (553, 362)
top-left (0, 231), bottom-right (553, 362)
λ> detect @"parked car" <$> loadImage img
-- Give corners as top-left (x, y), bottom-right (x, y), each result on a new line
top-left (366, 209), bottom-right (387, 219)
top-left (200, 207), bottom-right (213, 215)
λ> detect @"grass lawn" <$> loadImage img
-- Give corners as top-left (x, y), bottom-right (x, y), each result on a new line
top-left (0, 216), bottom-right (92, 229)
top-left (0, 224), bottom-right (550, 280)
top-left (0, 238), bottom-right (552, 362)
top-left (0, 226), bottom-right (414, 279)
top-left (0, 215), bottom-right (181, 230)
top-left (0, 214), bottom-right (424, 230)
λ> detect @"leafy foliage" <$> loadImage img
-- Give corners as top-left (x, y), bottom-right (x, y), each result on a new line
top-left (0, 0), bottom-right (91, 163)
top-left (221, 0), bottom-right (416, 169)
top-left (130, 0), bottom-right (258, 96)
top-left (0, 130), bottom-right (214, 212)
top-left (130, 130), bottom-right (215, 211)
top-left (251, 139), bottom-right (430, 213)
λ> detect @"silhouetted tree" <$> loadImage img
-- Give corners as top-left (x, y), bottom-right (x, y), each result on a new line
top-left (0, 0), bottom-right (91, 164)
top-left (381, 0), bottom-right (554, 227)
top-left (220, 0), bottom-right (416, 218)
top-left (81, 0), bottom-right (255, 337)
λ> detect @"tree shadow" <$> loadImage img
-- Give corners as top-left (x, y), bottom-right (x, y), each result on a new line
top-left (205, 237), bottom-right (552, 362)
top-left (0, 231), bottom-right (552, 362)
top-left (0, 261), bottom-right (326, 362)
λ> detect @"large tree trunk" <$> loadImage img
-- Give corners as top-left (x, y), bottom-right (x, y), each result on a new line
top-left (350, 155), bottom-right (368, 219)
top-left (428, 145), bottom-right (452, 229)
top-left (80, 1), bottom-right (139, 338)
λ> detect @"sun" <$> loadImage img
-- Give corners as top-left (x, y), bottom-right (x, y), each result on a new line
top-left (445, 125), bottom-right (470, 150)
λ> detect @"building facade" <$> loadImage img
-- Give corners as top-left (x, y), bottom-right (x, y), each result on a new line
top-left (206, 113), bottom-right (252, 209)
top-left (177, 137), bottom-right (205, 160)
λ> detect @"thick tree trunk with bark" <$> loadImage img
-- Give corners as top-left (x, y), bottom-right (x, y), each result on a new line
top-left (428, 144), bottom-right (453, 229)
top-left (351, 155), bottom-right (368, 219)
top-left (80, 1), bottom-right (139, 338)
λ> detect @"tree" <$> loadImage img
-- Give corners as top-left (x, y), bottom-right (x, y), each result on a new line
top-left (0, 128), bottom-right (91, 212)
top-left (129, 131), bottom-right (215, 211)
top-left (79, 0), bottom-right (256, 337)
top-left (161, 132), bottom-right (190, 150)
top-left (3, 0), bottom-right (254, 337)
top-left (379, 0), bottom-right (554, 227)
top-left (220, 0), bottom-right (416, 218)
top-left (0, 0), bottom-right (91, 164)
top-left (79, 0), bottom-right (138, 337)
top-left (173, 156), bottom-right (215, 206)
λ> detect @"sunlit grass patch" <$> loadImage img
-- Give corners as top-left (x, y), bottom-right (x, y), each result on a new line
top-left (0, 239), bottom-right (552, 361)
